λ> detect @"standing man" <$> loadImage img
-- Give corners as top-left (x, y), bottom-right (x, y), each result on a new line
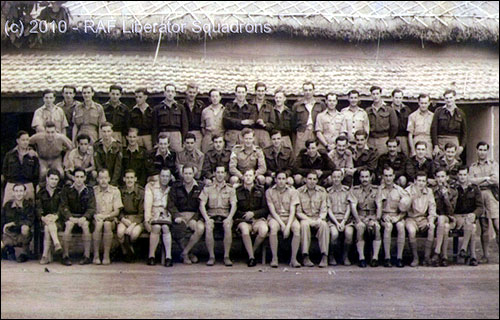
top-left (144, 168), bottom-right (173, 267)
top-left (350, 168), bottom-right (382, 267)
top-left (1, 184), bottom-right (35, 263)
top-left (251, 82), bottom-right (275, 148)
top-left (2, 131), bottom-right (39, 205)
top-left (152, 83), bottom-right (188, 153)
top-left (93, 122), bottom-right (122, 186)
top-left (294, 139), bottom-right (335, 186)
top-left (263, 130), bottom-right (295, 187)
top-left (316, 93), bottom-right (348, 151)
top-left (92, 169), bottom-right (123, 265)
top-left (121, 127), bottom-right (149, 187)
top-left (117, 169), bottom-right (145, 262)
top-left (376, 139), bottom-right (408, 187)
top-left (366, 86), bottom-right (398, 157)
top-left (292, 81), bottom-right (326, 157)
top-left (36, 169), bottom-right (64, 264)
top-left (176, 133), bottom-right (204, 181)
top-left (102, 85), bottom-right (129, 144)
top-left (64, 133), bottom-right (96, 186)
top-left (201, 135), bottom-right (231, 185)
top-left (201, 89), bottom-right (225, 153)
top-left (376, 166), bottom-right (411, 268)
top-left (327, 169), bottom-right (356, 266)
top-left (390, 89), bottom-right (412, 156)
top-left (431, 167), bottom-right (458, 267)
top-left (341, 90), bottom-right (370, 143)
top-left (199, 165), bottom-right (237, 266)
top-left (129, 88), bottom-right (154, 151)
top-left (273, 87), bottom-right (294, 149)
top-left (228, 128), bottom-right (267, 186)
top-left (431, 89), bottom-right (467, 157)
top-left (296, 171), bottom-right (330, 268)
top-left (168, 166), bottom-right (205, 265)
top-left (454, 166), bottom-right (483, 266)
top-left (469, 141), bottom-right (499, 264)
top-left (266, 171), bottom-right (301, 268)
top-left (59, 167), bottom-right (95, 266)
top-left (32, 89), bottom-right (68, 134)
top-left (72, 85), bottom-right (106, 144)
top-left (405, 172), bottom-right (437, 267)
top-left (181, 82), bottom-right (205, 151)
top-left (408, 94), bottom-right (434, 158)
top-left (234, 169), bottom-right (269, 267)
top-left (56, 85), bottom-right (81, 138)
top-left (29, 121), bottom-right (73, 180)
top-left (223, 84), bottom-right (257, 148)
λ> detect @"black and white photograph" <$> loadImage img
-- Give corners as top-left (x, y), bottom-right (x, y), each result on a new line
top-left (1, 1), bottom-right (499, 318)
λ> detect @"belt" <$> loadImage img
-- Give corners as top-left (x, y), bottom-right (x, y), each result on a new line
top-left (359, 209), bottom-right (376, 215)
top-left (369, 132), bottom-right (389, 138)
top-left (208, 208), bottom-right (230, 215)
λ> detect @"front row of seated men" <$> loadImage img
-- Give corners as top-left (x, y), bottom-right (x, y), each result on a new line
top-left (1, 157), bottom-right (488, 268)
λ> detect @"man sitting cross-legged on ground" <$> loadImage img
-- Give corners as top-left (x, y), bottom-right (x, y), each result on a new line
top-left (117, 169), bottom-right (145, 262)
top-left (431, 167), bottom-right (458, 267)
top-left (266, 171), bottom-right (301, 268)
top-left (59, 167), bottom-right (95, 266)
top-left (144, 168), bottom-right (174, 267)
top-left (405, 171), bottom-right (437, 267)
top-left (296, 171), bottom-right (330, 268)
top-left (376, 166), bottom-right (412, 268)
top-left (199, 165), bottom-right (237, 266)
top-left (350, 167), bottom-right (382, 267)
top-left (167, 165), bottom-right (205, 265)
top-left (234, 169), bottom-right (269, 267)
top-left (36, 169), bottom-right (64, 264)
top-left (327, 169), bottom-right (356, 266)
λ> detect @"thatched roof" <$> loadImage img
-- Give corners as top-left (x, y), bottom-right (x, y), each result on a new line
top-left (3, 1), bottom-right (499, 45)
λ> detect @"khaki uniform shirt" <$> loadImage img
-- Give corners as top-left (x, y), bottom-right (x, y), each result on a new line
top-left (341, 106), bottom-right (370, 141)
top-left (376, 183), bottom-right (410, 215)
top-left (32, 105), bottom-right (68, 133)
top-left (93, 185), bottom-right (123, 217)
top-left (144, 181), bottom-right (170, 222)
top-left (176, 148), bottom-right (205, 179)
top-left (199, 181), bottom-right (237, 217)
top-left (229, 145), bottom-right (266, 177)
top-left (266, 185), bottom-right (300, 219)
top-left (407, 110), bottom-right (434, 137)
top-left (315, 109), bottom-right (348, 145)
top-left (296, 185), bottom-right (328, 219)
top-left (405, 184), bottom-right (437, 220)
top-left (327, 185), bottom-right (353, 220)
top-left (350, 184), bottom-right (378, 216)
top-left (201, 104), bottom-right (225, 135)
top-left (64, 147), bottom-right (95, 173)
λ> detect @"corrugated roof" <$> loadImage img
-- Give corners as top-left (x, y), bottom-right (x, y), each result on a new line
top-left (1, 53), bottom-right (498, 100)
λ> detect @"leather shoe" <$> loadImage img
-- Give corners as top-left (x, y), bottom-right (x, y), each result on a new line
top-left (61, 256), bottom-right (72, 266)
top-left (458, 249), bottom-right (469, 259)
top-left (147, 257), bottom-right (156, 266)
top-left (469, 258), bottom-right (478, 266)
top-left (358, 259), bottom-right (367, 268)
top-left (370, 259), bottom-right (379, 268)
top-left (396, 259), bottom-right (404, 268)
top-left (440, 258), bottom-right (448, 267)
top-left (16, 253), bottom-right (28, 263)
top-left (79, 256), bottom-right (92, 265)
top-left (224, 257), bottom-right (233, 267)
top-left (383, 259), bottom-right (392, 268)
top-left (247, 258), bottom-right (256, 267)
top-left (164, 258), bottom-right (173, 267)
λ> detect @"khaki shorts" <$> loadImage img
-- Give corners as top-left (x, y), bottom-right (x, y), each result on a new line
top-left (2, 228), bottom-right (31, 246)
top-left (481, 189), bottom-right (499, 220)
top-left (236, 218), bottom-right (267, 234)
top-left (449, 214), bottom-right (476, 230)
top-left (406, 216), bottom-right (429, 232)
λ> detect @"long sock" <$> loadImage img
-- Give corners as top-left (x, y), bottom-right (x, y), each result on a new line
top-left (63, 233), bottom-right (71, 257)
top-left (149, 233), bottom-right (159, 258)
top-left (424, 240), bottom-right (433, 260)
top-left (102, 233), bottom-right (113, 262)
top-left (383, 230), bottom-right (392, 259)
top-left (205, 230), bottom-right (215, 259)
top-left (253, 235), bottom-right (265, 253)
top-left (291, 233), bottom-right (300, 263)
top-left (162, 233), bottom-right (172, 259)
top-left (270, 233), bottom-right (278, 262)
top-left (48, 223), bottom-right (60, 247)
top-left (397, 236), bottom-right (405, 259)
top-left (442, 231), bottom-right (450, 259)
top-left (470, 233), bottom-right (477, 259)
top-left (373, 240), bottom-right (382, 260)
top-left (357, 240), bottom-right (365, 260)
top-left (241, 234), bottom-right (254, 259)
top-left (93, 232), bottom-right (102, 259)
top-left (82, 234), bottom-right (92, 258)
top-left (42, 234), bottom-right (52, 258)
top-left (409, 240), bottom-right (418, 261)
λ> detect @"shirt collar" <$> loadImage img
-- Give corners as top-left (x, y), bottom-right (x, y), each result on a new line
top-left (233, 99), bottom-right (249, 107)
top-left (83, 101), bottom-right (97, 109)
top-left (11, 201), bottom-right (24, 208)
top-left (132, 103), bottom-right (150, 110)
top-left (72, 183), bottom-right (86, 193)
top-left (156, 148), bottom-right (171, 157)
top-left (127, 144), bottom-right (140, 153)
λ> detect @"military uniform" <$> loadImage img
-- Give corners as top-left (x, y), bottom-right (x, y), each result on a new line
top-left (146, 148), bottom-right (178, 180)
top-left (2, 146), bottom-right (39, 206)
top-left (292, 99), bottom-right (325, 157)
top-left (263, 144), bottom-right (295, 178)
top-left (350, 184), bottom-right (378, 224)
top-left (405, 156), bottom-right (434, 183)
top-left (222, 100), bottom-right (258, 148)
top-left (121, 145), bottom-right (149, 187)
top-left (1, 200), bottom-right (35, 257)
top-left (315, 109), bottom-right (348, 148)
top-left (341, 106), bottom-right (370, 142)
top-left (119, 185), bottom-right (145, 225)
top-left (366, 103), bottom-right (398, 157)
top-left (273, 106), bottom-right (294, 149)
top-left (32, 105), bottom-right (68, 134)
top-left (93, 138), bottom-right (123, 186)
top-left (129, 104), bottom-right (154, 151)
top-left (151, 101), bottom-right (188, 152)
top-left (251, 99), bottom-right (276, 149)
top-left (181, 98), bottom-right (206, 151)
top-left (201, 148), bottom-right (231, 180)
top-left (327, 185), bottom-right (355, 226)
top-left (103, 101), bottom-right (130, 143)
top-left (72, 101), bottom-right (106, 144)
top-left (469, 159), bottom-right (499, 220)
top-left (229, 145), bottom-right (266, 179)
top-left (56, 100), bottom-right (81, 138)
top-left (391, 102), bottom-right (412, 156)
top-left (199, 181), bottom-right (237, 218)
top-left (432, 156), bottom-right (462, 184)
top-left (176, 148), bottom-right (205, 180)
top-left (200, 104), bottom-right (225, 153)
top-left (376, 152), bottom-right (407, 184)
top-left (431, 105), bottom-right (467, 153)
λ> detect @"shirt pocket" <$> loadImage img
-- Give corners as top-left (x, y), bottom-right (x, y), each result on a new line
top-left (171, 109), bottom-right (182, 127)
top-left (448, 113), bottom-right (463, 132)
top-left (377, 111), bottom-right (391, 132)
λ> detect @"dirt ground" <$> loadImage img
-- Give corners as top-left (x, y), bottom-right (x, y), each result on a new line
top-left (1, 257), bottom-right (498, 319)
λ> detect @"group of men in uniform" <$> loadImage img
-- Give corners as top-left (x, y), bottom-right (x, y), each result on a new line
top-left (1, 81), bottom-right (498, 268)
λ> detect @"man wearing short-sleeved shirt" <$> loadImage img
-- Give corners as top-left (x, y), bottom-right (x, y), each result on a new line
top-left (229, 128), bottom-right (266, 186)
top-left (341, 90), bottom-right (370, 143)
top-left (64, 133), bottom-right (96, 185)
top-left (56, 85), bottom-right (81, 138)
top-left (176, 133), bottom-right (204, 181)
top-left (32, 90), bottom-right (68, 134)
top-left (316, 93), bottom-right (348, 151)
top-left (201, 89), bottom-right (225, 153)
top-left (408, 94), bottom-right (434, 158)
top-left (72, 85), bottom-right (106, 144)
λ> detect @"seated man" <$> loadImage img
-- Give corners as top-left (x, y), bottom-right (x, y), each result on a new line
top-left (296, 171), bottom-right (329, 268)
top-left (229, 128), bottom-right (266, 187)
top-left (432, 143), bottom-right (462, 184)
top-left (93, 122), bottom-right (122, 186)
top-left (59, 167), bottom-right (95, 266)
top-left (64, 133), bottom-right (96, 186)
top-left (1, 184), bottom-right (35, 263)
top-left (199, 165), bottom-right (237, 266)
top-left (36, 169), bottom-right (64, 264)
top-left (350, 168), bottom-right (382, 267)
top-left (234, 169), bottom-right (269, 267)
top-left (327, 169), bottom-right (355, 266)
top-left (175, 133), bottom-right (204, 181)
top-left (405, 141), bottom-right (435, 186)
top-left (29, 121), bottom-right (73, 181)
top-left (167, 166), bottom-right (205, 265)
top-left (376, 139), bottom-right (408, 187)
top-left (376, 166), bottom-right (411, 268)
top-left (117, 169), bottom-right (145, 262)
top-left (263, 130), bottom-right (295, 187)
top-left (266, 171), bottom-right (301, 268)
top-left (294, 139), bottom-right (335, 187)
top-left (144, 168), bottom-right (173, 267)
top-left (201, 134), bottom-right (231, 185)
top-left (431, 167), bottom-right (458, 267)
top-left (405, 172), bottom-right (437, 267)
top-left (454, 166), bottom-right (483, 266)
top-left (93, 168), bottom-right (123, 265)
top-left (146, 134), bottom-right (178, 181)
